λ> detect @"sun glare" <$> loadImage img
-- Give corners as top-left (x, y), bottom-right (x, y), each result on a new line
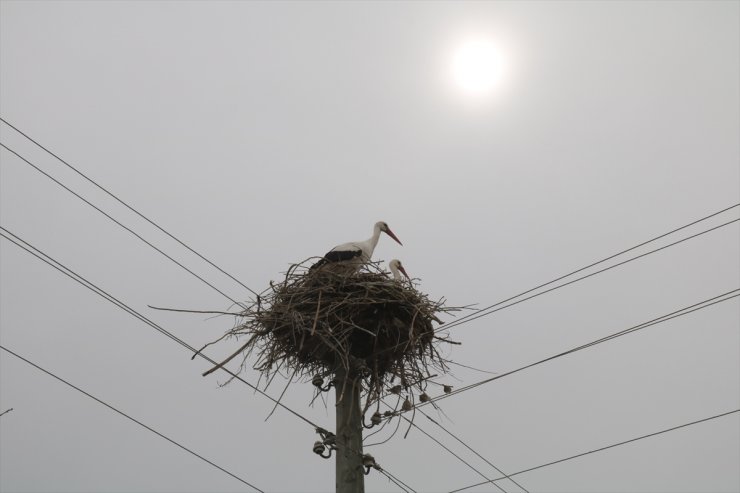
top-left (451, 39), bottom-right (505, 95)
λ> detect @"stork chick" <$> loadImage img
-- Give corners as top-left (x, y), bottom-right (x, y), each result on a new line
top-left (389, 259), bottom-right (410, 281)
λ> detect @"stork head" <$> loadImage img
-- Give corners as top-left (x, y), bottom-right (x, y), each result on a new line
top-left (389, 259), bottom-right (410, 280)
top-left (376, 221), bottom-right (403, 246)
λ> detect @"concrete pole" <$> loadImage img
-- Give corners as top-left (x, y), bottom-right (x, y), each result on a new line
top-left (335, 366), bottom-right (365, 493)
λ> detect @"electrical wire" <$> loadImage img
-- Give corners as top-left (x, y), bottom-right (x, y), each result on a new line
top-left (395, 410), bottom-right (509, 493)
top-left (401, 289), bottom-right (739, 411)
top-left (0, 117), bottom-right (261, 299)
top-left (0, 345), bottom-right (265, 493)
top-left (367, 398), bottom-right (521, 493)
top-left (447, 409), bottom-right (740, 493)
top-left (379, 467), bottom-right (418, 493)
top-left (0, 226), bottom-right (319, 430)
top-left (0, 143), bottom-right (246, 308)
top-left (418, 408), bottom-right (528, 493)
top-left (370, 290), bottom-right (738, 490)
top-left (441, 216), bottom-right (739, 332)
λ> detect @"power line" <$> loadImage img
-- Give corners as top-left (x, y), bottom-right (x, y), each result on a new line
top-left (0, 143), bottom-right (246, 308)
top-left (404, 289), bottom-right (739, 411)
top-left (369, 398), bottom-right (523, 493)
top-left (387, 403), bottom-right (510, 493)
top-left (378, 294), bottom-right (738, 491)
top-left (0, 345), bottom-right (264, 493)
top-left (379, 467), bottom-right (418, 493)
top-left (0, 225), bottom-right (320, 430)
top-left (435, 290), bottom-right (739, 404)
top-left (0, 226), bottom-right (417, 492)
top-left (441, 216), bottom-right (739, 332)
top-left (440, 203), bottom-right (739, 330)
top-left (418, 408), bottom-right (528, 493)
top-left (0, 117), bottom-right (261, 300)
top-left (447, 409), bottom-right (740, 493)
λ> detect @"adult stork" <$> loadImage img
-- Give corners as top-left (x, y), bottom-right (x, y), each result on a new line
top-left (310, 221), bottom-right (402, 271)
top-left (389, 259), bottom-right (410, 281)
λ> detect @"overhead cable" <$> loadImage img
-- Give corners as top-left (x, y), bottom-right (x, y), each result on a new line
top-left (0, 226), bottom-right (319, 430)
top-left (418, 408), bottom-right (528, 493)
top-left (442, 215), bottom-right (739, 332)
top-left (0, 345), bottom-right (264, 493)
top-left (406, 289), bottom-right (739, 410)
top-left (0, 143), bottom-right (246, 308)
top-left (0, 117), bottom-right (260, 299)
top-left (447, 409), bottom-right (740, 493)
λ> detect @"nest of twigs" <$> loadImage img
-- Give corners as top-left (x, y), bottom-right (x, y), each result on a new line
top-left (204, 260), bottom-right (459, 411)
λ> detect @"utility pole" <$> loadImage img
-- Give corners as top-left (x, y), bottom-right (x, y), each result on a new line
top-left (335, 366), bottom-right (364, 493)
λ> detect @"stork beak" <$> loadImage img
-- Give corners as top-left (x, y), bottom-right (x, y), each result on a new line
top-left (385, 228), bottom-right (403, 246)
top-left (399, 266), bottom-right (410, 280)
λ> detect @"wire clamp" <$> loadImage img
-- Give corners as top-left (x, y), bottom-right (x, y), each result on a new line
top-left (362, 410), bottom-right (383, 429)
top-left (313, 427), bottom-right (336, 459)
top-left (361, 453), bottom-right (380, 475)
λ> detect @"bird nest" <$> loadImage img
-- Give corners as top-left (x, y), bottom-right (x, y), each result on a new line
top-left (202, 260), bottom-right (460, 411)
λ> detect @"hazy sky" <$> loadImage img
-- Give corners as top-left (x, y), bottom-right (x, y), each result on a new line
top-left (1, 1), bottom-right (738, 492)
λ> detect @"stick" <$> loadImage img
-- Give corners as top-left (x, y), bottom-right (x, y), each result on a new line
top-left (202, 334), bottom-right (257, 376)
top-left (148, 305), bottom-right (243, 316)
top-left (310, 290), bottom-right (322, 336)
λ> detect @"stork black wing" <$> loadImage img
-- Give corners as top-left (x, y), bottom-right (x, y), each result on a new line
top-left (323, 249), bottom-right (362, 262)
top-left (310, 249), bottom-right (362, 270)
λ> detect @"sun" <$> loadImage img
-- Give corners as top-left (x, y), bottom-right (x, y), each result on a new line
top-left (451, 39), bottom-right (505, 95)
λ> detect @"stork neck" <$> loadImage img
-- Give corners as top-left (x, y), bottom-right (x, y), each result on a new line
top-left (367, 224), bottom-right (382, 250)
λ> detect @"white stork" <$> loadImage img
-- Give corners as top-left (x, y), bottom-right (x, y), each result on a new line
top-left (389, 259), bottom-right (410, 281)
top-left (311, 221), bottom-right (402, 271)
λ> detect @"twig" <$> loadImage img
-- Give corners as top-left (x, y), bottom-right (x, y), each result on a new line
top-left (202, 334), bottom-right (258, 376)
top-left (311, 290), bottom-right (322, 336)
top-left (148, 305), bottom-right (243, 316)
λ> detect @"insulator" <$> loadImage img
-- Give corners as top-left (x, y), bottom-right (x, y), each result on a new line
top-left (371, 412), bottom-right (382, 425)
top-left (419, 393), bottom-right (430, 402)
top-left (312, 375), bottom-right (324, 387)
top-left (362, 453), bottom-right (376, 467)
top-left (313, 441), bottom-right (326, 455)
top-left (402, 397), bottom-right (413, 412)
top-left (389, 385), bottom-right (402, 395)
top-left (443, 385), bottom-right (452, 394)
top-left (383, 411), bottom-right (393, 417)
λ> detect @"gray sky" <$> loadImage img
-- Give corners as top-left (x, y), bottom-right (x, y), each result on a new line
top-left (1, 1), bottom-right (738, 492)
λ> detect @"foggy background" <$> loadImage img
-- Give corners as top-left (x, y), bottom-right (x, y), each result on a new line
top-left (1, 1), bottom-right (738, 492)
